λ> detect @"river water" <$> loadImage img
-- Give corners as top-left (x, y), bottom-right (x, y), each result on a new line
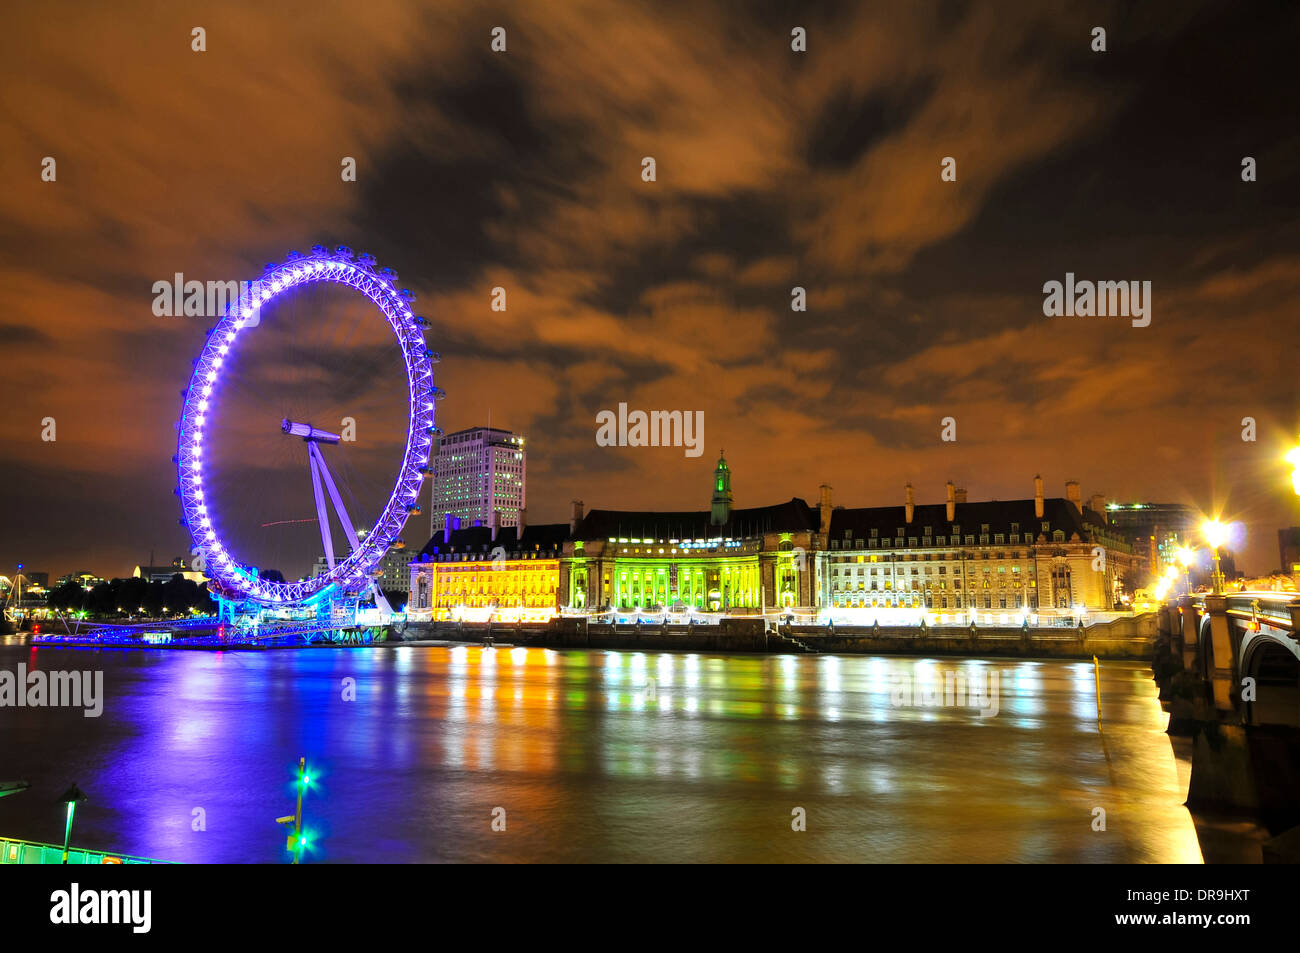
top-left (0, 638), bottom-right (1262, 863)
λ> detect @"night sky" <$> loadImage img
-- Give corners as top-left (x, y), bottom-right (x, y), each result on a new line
top-left (2, 0), bottom-right (1298, 579)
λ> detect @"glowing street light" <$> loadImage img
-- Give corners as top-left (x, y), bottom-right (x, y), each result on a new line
top-left (1287, 445), bottom-right (1300, 495)
top-left (1201, 519), bottom-right (1228, 595)
top-left (275, 757), bottom-right (312, 864)
top-left (59, 783), bottom-right (88, 864)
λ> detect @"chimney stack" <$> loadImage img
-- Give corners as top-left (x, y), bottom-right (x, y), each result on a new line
top-left (818, 484), bottom-right (833, 536)
top-left (905, 483), bottom-right (915, 524)
top-left (945, 481), bottom-right (956, 521)
top-left (518, 507), bottom-right (527, 534)
top-left (1088, 494), bottom-right (1107, 523)
top-left (954, 487), bottom-right (968, 504)
top-left (1065, 480), bottom-right (1081, 513)
top-left (570, 499), bottom-right (584, 535)
top-left (443, 513), bottom-right (455, 544)
top-left (491, 508), bottom-right (501, 542)
top-left (1034, 475), bottom-right (1044, 519)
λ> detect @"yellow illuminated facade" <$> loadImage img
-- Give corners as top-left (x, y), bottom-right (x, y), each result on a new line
top-left (410, 556), bottom-right (559, 622)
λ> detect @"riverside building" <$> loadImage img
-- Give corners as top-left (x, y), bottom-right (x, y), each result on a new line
top-left (819, 478), bottom-right (1137, 626)
top-left (408, 455), bottom-right (1138, 626)
top-left (559, 453), bottom-right (821, 615)
top-left (407, 510), bottom-right (565, 622)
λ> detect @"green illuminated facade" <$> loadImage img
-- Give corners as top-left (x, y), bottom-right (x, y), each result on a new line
top-left (559, 455), bottom-right (819, 612)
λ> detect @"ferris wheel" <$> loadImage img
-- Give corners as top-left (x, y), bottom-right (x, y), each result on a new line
top-left (174, 246), bottom-right (442, 619)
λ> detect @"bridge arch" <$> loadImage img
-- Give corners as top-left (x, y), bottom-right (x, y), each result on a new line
top-left (1241, 633), bottom-right (1300, 727)
top-left (1196, 614), bottom-right (1216, 681)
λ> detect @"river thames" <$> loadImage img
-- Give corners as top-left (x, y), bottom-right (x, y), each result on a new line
top-left (0, 639), bottom-right (1264, 863)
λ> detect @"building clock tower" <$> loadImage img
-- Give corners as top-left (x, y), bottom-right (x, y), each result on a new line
top-left (710, 451), bottom-right (733, 526)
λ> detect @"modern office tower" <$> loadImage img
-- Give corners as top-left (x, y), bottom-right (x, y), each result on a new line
top-left (1104, 502), bottom-right (1200, 574)
top-left (430, 427), bottom-right (526, 537)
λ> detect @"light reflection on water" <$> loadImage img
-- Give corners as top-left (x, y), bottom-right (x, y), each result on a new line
top-left (0, 641), bottom-right (1210, 863)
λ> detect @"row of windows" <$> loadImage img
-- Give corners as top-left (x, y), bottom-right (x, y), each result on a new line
top-left (832, 578), bottom-right (1035, 592)
top-left (834, 564), bottom-right (1026, 575)
top-left (831, 531), bottom-right (1068, 549)
top-left (844, 521), bottom-right (1046, 538)
top-left (831, 594), bottom-right (1039, 610)
top-left (831, 551), bottom-right (1033, 563)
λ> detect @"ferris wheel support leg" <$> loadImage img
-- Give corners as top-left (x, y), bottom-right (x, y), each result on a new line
top-left (309, 442), bottom-right (362, 554)
top-left (370, 581), bottom-right (394, 618)
top-left (308, 444), bottom-right (335, 572)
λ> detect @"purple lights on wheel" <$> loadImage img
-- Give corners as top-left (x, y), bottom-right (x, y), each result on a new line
top-left (175, 246), bottom-right (438, 606)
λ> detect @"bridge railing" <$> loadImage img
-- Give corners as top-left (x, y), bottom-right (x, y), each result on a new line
top-left (1189, 591), bottom-right (1298, 629)
top-left (0, 835), bottom-right (173, 865)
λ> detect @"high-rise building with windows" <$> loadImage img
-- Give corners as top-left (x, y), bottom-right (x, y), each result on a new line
top-left (430, 427), bottom-right (526, 536)
top-left (1104, 502), bottom-right (1200, 576)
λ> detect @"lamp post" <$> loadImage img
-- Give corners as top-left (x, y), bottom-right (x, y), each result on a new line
top-left (59, 783), bottom-right (88, 864)
top-left (1201, 520), bottom-right (1228, 595)
top-left (276, 757), bottom-right (310, 864)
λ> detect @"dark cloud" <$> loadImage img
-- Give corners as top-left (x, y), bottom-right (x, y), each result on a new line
top-left (806, 78), bottom-right (937, 170)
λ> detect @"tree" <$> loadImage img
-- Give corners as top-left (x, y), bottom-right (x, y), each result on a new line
top-left (143, 580), bottom-right (166, 617)
top-left (195, 583), bottom-right (218, 615)
top-left (86, 581), bottom-right (118, 617)
top-left (1121, 567), bottom-right (1151, 594)
top-left (162, 575), bottom-right (199, 614)
top-left (47, 581), bottom-right (86, 613)
top-left (118, 576), bottom-right (150, 615)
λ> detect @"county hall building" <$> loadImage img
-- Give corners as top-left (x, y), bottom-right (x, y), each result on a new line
top-left (408, 454), bottom-right (1136, 625)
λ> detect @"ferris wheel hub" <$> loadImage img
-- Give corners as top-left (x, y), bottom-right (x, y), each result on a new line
top-left (281, 419), bottom-right (341, 444)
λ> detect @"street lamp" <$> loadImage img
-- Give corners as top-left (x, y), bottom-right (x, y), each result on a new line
top-left (1287, 445), bottom-right (1300, 496)
top-left (59, 783), bottom-right (88, 864)
top-left (275, 757), bottom-right (311, 864)
top-left (1201, 519), bottom-right (1228, 595)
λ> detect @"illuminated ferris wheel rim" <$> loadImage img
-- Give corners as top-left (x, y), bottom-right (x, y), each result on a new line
top-left (175, 245), bottom-right (442, 606)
